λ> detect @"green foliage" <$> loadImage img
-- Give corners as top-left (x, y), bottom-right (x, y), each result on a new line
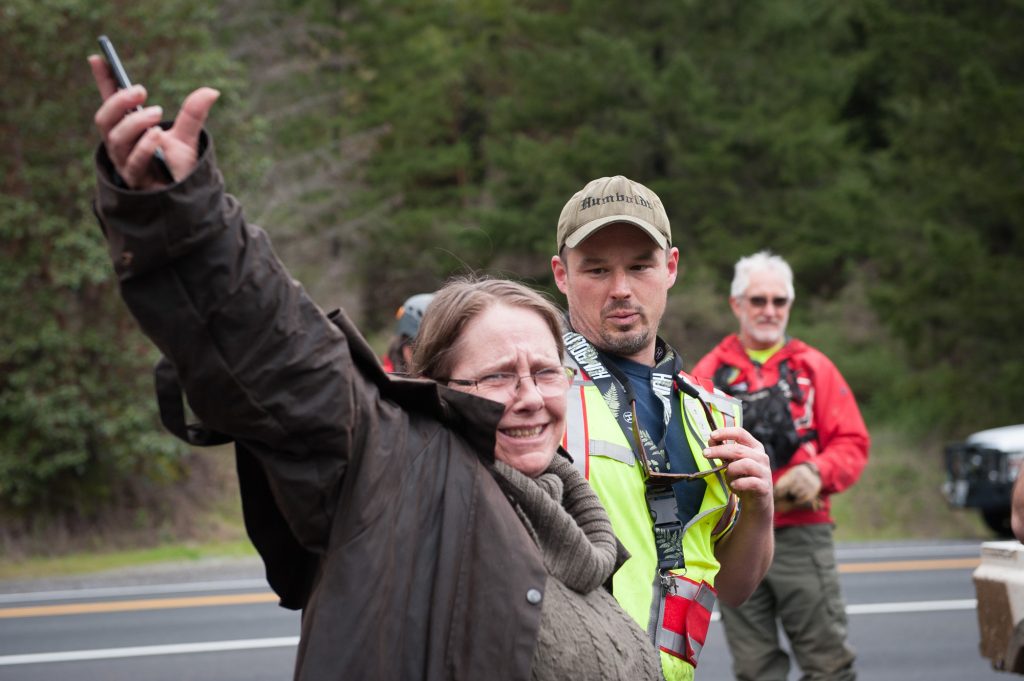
top-left (336, 0), bottom-right (1023, 439)
top-left (337, 1), bottom-right (882, 320)
top-left (0, 0), bottom-right (257, 519)
top-left (210, 0), bottom-right (377, 312)
top-left (5, 0), bottom-right (1024, 543)
top-left (852, 0), bottom-right (1024, 434)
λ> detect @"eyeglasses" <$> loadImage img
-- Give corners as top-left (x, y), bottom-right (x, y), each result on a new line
top-left (745, 295), bottom-right (790, 309)
top-left (628, 387), bottom-right (729, 482)
top-left (445, 366), bottom-right (577, 398)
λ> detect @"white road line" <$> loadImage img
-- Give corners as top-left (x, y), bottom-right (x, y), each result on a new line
top-left (710, 598), bottom-right (975, 622)
top-left (835, 543), bottom-right (983, 560)
top-left (0, 636), bottom-right (300, 666)
top-left (0, 579), bottom-right (271, 604)
top-left (846, 599), bottom-right (977, 615)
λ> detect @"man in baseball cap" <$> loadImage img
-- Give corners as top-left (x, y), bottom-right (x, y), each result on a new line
top-left (550, 175), bottom-right (775, 681)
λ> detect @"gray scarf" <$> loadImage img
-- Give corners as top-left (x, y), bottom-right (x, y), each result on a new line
top-left (492, 455), bottom-right (618, 594)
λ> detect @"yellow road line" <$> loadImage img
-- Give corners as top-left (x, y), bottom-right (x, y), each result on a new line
top-left (840, 557), bottom-right (979, 573)
top-left (0, 557), bottom-right (982, 619)
top-left (0, 592), bottom-right (277, 619)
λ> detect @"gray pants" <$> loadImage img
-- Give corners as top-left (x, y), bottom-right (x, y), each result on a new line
top-left (720, 523), bottom-right (855, 681)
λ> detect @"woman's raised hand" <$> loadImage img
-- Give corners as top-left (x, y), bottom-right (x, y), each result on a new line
top-left (88, 55), bottom-right (219, 190)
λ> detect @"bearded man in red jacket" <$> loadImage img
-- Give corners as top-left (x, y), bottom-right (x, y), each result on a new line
top-left (692, 250), bottom-right (870, 681)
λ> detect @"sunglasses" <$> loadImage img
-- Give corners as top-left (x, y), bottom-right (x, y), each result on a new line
top-left (628, 386), bottom-right (731, 482)
top-left (745, 295), bottom-right (790, 309)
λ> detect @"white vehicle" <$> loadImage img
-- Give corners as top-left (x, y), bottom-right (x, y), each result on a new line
top-left (944, 425), bottom-right (1024, 536)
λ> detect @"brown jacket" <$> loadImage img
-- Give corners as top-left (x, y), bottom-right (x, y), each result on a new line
top-left (93, 135), bottom-right (547, 680)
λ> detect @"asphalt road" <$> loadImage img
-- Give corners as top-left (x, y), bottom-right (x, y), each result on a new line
top-left (0, 540), bottom-right (1003, 680)
top-left (695, 540), bottom-right (1001, 680)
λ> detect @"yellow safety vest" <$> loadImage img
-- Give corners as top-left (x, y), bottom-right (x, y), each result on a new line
top-left (562, 371), bottom-right (738, 681)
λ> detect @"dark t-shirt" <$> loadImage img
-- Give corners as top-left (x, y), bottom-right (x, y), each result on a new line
top-left (606, 354), bottom-right (706, 525)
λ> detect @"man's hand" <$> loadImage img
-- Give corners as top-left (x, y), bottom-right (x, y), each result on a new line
top-left (88, 55), bottom-right (219, 190)
top-left (707, 426), bottom-right (774, 606)
top-left (774, 462), bottom-right (822, 512)
top-left (704, 426), bottom-right (773, 515)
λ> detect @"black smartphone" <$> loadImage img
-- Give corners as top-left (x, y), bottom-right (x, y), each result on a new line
top-left (97, 35), bottom-right (175, 183)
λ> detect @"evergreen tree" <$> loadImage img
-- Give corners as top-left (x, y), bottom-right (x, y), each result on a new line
top-left (852, 0), bottom-right (1024, 430)
top-left (0, 0), bottom-right (256, 519)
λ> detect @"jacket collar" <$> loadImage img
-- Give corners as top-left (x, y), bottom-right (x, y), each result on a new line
top-left (326, 308), bottom-right (502, 465)
top-left (720, 333), bottom-right (804, 366)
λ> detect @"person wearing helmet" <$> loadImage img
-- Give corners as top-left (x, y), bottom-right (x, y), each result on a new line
top-left (382, 292), bottom-right (436, 374)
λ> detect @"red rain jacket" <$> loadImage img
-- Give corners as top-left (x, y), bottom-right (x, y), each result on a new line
top-left (692, 335), bottom-right (869, 528)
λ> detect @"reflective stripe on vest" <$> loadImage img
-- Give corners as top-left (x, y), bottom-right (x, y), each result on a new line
top-left (563, 378), bottom-right (637, 480)
top-left (656, 574), bottom-right (717, 665)
top-left (563, 383), bottom-right (589, 478)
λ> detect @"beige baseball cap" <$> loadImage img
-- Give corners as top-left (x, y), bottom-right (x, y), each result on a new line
top-left (556, 175), bottom-right (671, 251)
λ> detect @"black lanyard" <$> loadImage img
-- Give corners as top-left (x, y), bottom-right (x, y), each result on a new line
top-left (563, 330), bottom-right (683, 478)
